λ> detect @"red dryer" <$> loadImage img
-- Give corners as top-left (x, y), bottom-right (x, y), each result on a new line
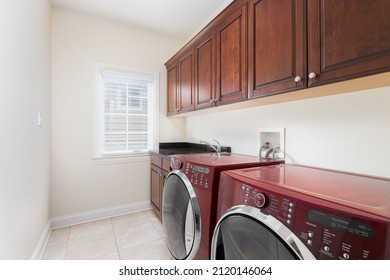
top-left (212, 164), bottom-right (390, 260)
top-left (162, 153), bottom-right (284, 260)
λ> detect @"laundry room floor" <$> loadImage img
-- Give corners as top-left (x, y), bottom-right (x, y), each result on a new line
top-left (42, 210), bottom-right (171, 260)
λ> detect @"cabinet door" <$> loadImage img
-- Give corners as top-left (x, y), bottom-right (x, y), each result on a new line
top-left (167, 63), bottom-right (178, 115)
top-left (248, 0), bottom-right (306, 98)
top-left (178, 51), bottom-right (195, 112)
top-left (150, 165), bottom-right (161, 211)
top-left (194, 32), bottom-right (216, 110)
top-left (216, 2), bottom-right (248, 105)
top-left (308, 0), bottom-right (390, 87)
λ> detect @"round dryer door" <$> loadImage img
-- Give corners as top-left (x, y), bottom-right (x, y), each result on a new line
top-left (162, 170), bottom-right (201, 260)
top-left (211, 205), bottom-right (315, 260)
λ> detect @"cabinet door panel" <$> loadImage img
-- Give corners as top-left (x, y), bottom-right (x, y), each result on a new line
top-left (216, 3), bottom-right (247, 104)
top-left (249, 0), bottom-right (306, 98)
top-left (220, 20), bottom-right (240, 95)
top-left (195, 34), bottom-right (215, 109)
top-left (179, 52), bottom-right (194, 112)
top-left (167, 64), bottom-right (178, 115)
top-left (308, 0), bottom-right (390, 86)
top-left (151, 165), bottom-right (161, 211)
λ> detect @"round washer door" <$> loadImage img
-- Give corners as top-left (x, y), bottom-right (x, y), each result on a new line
top-left (162, 170), bottom-right (201, 260)
top-left (211, 205), bottom-right (315, 260)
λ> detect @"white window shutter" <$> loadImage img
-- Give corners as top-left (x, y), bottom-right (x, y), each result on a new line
top-left (95, 64), bottom-right (157, 157)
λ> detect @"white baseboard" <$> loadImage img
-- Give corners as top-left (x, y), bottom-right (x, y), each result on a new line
top-left (50, 201), bottom-right (153, 229)
top-left (31, 221), bottom-right (52, 260)
top-left (31, 201), bottom-right (153, 259)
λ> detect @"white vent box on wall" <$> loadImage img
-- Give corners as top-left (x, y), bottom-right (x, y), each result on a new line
top-left (257, 128), bottom-right (285, 159)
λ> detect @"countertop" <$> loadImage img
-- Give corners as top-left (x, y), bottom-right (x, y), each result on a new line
top-left (149, 142), bottom-right (231, 158)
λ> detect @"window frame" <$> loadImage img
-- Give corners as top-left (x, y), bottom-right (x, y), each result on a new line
top-left (93, 62), bottom-right (159, 164)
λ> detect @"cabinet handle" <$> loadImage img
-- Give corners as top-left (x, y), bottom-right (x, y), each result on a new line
top-left (309, 72), bottom-right (317, 79)
top-left (294, 76), bottom-right (302, 82)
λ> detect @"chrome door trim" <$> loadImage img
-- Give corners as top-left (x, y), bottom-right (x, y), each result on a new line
top-left (162, 169), bottom-right (201, 260)
top-left (211, 205), bottom-right (316, 260)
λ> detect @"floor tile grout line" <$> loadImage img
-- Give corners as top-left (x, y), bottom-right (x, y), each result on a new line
top-left (43, 225), bottom-right (71, 260)
top-left (42, 210), bottom-right (168, 260)
top-left (64, 218), bottom-right (116, 260)
top-left (63, 224), bottom-right (72, 260)
top-left (114, 210), bottom-right (165, 259)
top-left (112, 211), bottom-right (156, 260)
top-left (110, 216), bottom-right (122, 260)
top-left (144, 210), bottom-right (165, 240)
top-left (114, 219), bottom-right (162, 256)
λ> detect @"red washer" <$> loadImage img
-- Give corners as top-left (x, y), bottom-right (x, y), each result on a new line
top-left (162, 153), bottom-right (284, 260)
top-left (212, 164), bottom-right (390, 260)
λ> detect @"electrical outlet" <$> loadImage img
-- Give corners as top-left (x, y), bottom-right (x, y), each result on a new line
top-left (257, 128), bottom-right (285, 159)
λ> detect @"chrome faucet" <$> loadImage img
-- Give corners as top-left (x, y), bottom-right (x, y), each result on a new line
top-left (213, 139), bottom-right (221, 153)
top-left (200, 139), bottom-right (221, 157)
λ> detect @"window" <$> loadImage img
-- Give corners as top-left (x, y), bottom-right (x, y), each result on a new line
top-left (94, 63), bottom-right (158, 160)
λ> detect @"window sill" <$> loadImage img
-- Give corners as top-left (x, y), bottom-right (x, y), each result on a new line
top-left (92, 153), bottom-right (150, 165)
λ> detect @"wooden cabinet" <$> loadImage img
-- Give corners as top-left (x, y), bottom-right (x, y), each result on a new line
top-left (167, 63), bottom-right (179, 115)
top-left (150, 164), bottom-right (162, 213)
top-left (248, 0), bottom-right (306, 98)
top-left (186, 0), bottom-right (248, 110)
top-left (178, 51), bottom-right (195, 112)
top-left (166, 0), bottom-right (390, 115)
top-left (307, 0), bottom-right (390, 87)
top-left (150, 155), bottom-right (170, 218)
top-left (166, 50), bottom-right (195, 115)
top-left (194, 31), bottom-right (216, 110)
top-left (216, 1), bottom-right (248, 105)
top-left (166, 0), bottom-right (248, 113)
top-left (249, 0), bottom-right (390, 98)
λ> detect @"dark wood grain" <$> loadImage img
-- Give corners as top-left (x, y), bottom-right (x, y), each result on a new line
top-left (248, 0), bottom-right (307, 98)
top-left (308, 0), bottom-right (390, 86)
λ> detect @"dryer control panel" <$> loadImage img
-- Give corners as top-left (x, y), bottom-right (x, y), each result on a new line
top-left (294, 201), bottom-right (389, 260)
top-left (239, 184), bottom-right (297, 229)
top-left (181, 161), bottom-right (214, 190)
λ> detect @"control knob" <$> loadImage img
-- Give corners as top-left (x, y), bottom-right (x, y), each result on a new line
top-left (170, 158), bottom-right (182, 170)
top-left (254, 193), bottom-right (267, 208)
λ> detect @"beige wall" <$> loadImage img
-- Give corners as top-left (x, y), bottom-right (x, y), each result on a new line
top-left (48, 6), bottom-right (390, 218)
top-left (50, 8), bottom-right (185, 218)
top-left (185, 81), bottom-right (390, 177)
top-left (1, 0), bottom-right (387, 259)
top-left (0, 0), bottom-right (51, 259)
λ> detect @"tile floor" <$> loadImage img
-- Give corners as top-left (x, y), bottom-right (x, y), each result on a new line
top-left (42, 210), bottom-right (171, 260)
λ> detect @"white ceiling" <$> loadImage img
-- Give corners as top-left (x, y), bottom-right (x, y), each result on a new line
top-left (50, 0), bottom-right (234, 39)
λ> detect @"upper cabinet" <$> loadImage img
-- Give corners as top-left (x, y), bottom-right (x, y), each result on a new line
top-left (166, 49), bottom-right (195, 115)
top-left (166, 0), bottom-right (248, 114)
top-left (194, 31), bottom-right (216, 110)
top-left (166, 0), bottom-right (390, 115)
top-left (307, 0), bottom-right (390, 87)
top-left (248, 0), bottom-right (306, 98)
top-left (167, 63), bottom-right (179, 115)
top-left (178, 50), bottom-right (195, 112)
top-left (216, 1), bottom-right (248, 105)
